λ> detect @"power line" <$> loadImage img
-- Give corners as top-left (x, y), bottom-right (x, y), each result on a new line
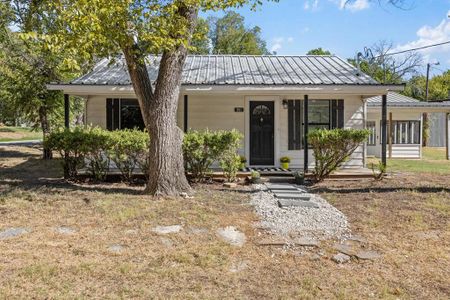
top-left (374, 40), bottom-right (450, 58)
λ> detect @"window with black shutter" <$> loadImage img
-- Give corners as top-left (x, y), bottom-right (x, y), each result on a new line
top-left (288, 100), bottom-right (302, 150)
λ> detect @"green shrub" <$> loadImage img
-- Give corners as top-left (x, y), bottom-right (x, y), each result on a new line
top-left (108, 129), bottom-right (149, 182)
top-left (45, 127), bottom-right (92, 179)
top-left (183, 129), bottom-right (243, 182)
top-left (308, 128), bottom-right (370, 181)
top-left (370, 160), bottom-right (387, 181)
top-left (83, 127), bottom-right (112, 181)
top-left (220, 151), bottom-right (241, 182)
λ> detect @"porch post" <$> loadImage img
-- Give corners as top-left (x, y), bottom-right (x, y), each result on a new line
top-left (381, 94), bottom-right (387, 166)
top-left (303, 95), bottom-right (309, 173)
top-left (389, 112), bottom-right (393, 158)
top-left (183, 95), bottom-right (188, 133)
top-left (64, 94), bottom-right (70, 128)
top-left (446, 113), bottom-right (450, 160)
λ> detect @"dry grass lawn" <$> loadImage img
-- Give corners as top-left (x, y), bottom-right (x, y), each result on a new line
top-left (0, 145), bottom-right (449, 299)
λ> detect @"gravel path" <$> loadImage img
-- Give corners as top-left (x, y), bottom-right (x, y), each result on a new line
top-left (250, 184), bottom-right (350, 240)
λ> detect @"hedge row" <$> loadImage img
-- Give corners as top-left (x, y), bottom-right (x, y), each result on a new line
top-left (45, 127), bottom-right (243, 182)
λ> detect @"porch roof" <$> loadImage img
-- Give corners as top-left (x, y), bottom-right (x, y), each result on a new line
top-left (366, 92), bottom-right (450, 108)
top-left (53, 55), bottom-right (384, 87)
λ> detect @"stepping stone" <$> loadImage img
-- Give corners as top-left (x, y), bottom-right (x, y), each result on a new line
top-left (217, 226), bottom-right (246, 247)
top-left (333, 243), bottom-right (357, 256)
top-left (265, 184), bottom-right (298, 191)
top-left (223, 182), bottom-right (237, 188)
top-left (152, 225), bottom-right (183, 235)
top-left (229, 260), bottom-right (249, 273)
top-left (332, 253), bottom-right (351, 264)
top-left (278, 199), bottom-right (319, 208)
top-left (160, 237), bottom-right (174, 248)
top-left (274, 193), bottom-right (312, 200)
top-left (108, 244), bottom-right (125, 253)
top-left (356, 250), bottom-right (381, 260)
top-left (292, 237), bottom-right (319, 247)
top-left (270, 189), bottom-right (307, 194)
top-left (55, 227), bottom-right (76, 235)
top-left (0, 228), bottom-right (29, 240)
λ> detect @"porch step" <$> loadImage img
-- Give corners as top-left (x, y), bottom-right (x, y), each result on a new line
top-left (278, 199), bottom-right (319, 208)
top-left (273, 193), bottom-right (312, 201)
top-left (265, 184), bottom-right (298, 190)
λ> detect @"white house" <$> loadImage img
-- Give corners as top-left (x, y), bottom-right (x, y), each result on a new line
top-left (366, 92), bottom-right (450, 159)
top-left (48, 55), bottom-right (450, 169)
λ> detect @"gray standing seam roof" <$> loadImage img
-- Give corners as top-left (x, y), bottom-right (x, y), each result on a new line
top-left (367, 92), bottom-right (450, 108)
top-left (68, 55), bottom-right (380, 86)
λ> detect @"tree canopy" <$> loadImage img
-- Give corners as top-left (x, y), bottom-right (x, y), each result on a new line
top-left (307, 48), bottom-right (331, 55)
top-left (208, 11), bottom-right (269, 55)
top-left (404, 70), bottom-right (450, 101)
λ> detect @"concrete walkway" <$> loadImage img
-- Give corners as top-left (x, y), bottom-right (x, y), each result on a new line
top-left (0, 140), bottom-right (42, 146)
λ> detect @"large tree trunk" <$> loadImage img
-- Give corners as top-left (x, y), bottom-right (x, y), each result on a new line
top-left (38, 104), bottom-right (52, 160)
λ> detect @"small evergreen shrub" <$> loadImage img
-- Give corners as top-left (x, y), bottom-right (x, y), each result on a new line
top-left (220, 151), bottom-right (241, 182)
top-left (183, 129), bottom-right (243, 182)
top-left (308, 128), bottom-right (370, 181)
top-left (108, 129), bottom-right (149, 182)
top-left (45, 127), bottom-right (92, 179)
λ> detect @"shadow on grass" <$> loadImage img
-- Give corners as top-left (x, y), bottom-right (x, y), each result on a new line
top-left (310, 186), bottom-right (450, 194)
top-left (0, 148), bottom-right (144, 196)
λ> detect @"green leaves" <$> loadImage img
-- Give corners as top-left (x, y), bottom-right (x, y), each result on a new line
top-left (308, 128), bottom-right (370, 181)
top-left (183, 129), bottom-right (243, 181)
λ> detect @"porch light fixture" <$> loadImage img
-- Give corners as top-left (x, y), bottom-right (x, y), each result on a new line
top-left (282, 99), bottom-right (289, 109)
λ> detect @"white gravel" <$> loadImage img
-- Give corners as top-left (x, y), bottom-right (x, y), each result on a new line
top-left (250, 184), bottom-right (350, 240)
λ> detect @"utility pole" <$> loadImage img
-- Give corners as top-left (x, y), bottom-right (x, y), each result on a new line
top-left (425, 62), bottom-right (440, 101)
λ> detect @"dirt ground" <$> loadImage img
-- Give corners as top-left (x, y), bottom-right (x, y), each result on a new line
top-left (0, 145), bottom-right (449, 299)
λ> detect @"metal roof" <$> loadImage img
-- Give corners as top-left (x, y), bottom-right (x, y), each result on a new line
top-left (69, 55), bottom-right (380, 86)
top-left (366, 92), bottom-right (450, 108)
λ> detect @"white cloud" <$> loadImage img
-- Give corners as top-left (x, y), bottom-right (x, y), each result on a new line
top-left (270, 37), bottom-right (295, 53)
top-left (304, 0), bottom-right (319, 11)
top-left (338, 0), bottom-right (370, 12)
top-left (393, 15), bottom-right (450, 59)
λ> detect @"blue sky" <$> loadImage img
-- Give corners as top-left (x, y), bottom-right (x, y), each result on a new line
top-left (205, 0), bottom-right (450, 78)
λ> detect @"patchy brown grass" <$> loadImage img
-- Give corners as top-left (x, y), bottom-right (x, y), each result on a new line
top-left (0, 145), bottom-right (449, 299)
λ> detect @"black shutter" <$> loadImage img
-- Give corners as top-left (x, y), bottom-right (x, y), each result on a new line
top-left (288, 100), bottom-right (294, 150)
top-left (337, 100), bottom-right (344, 128)
top-left (106, 98), bottom-right (113, 130)
top-left (113, 98), bottom-right (120, 130)
top-left (288, 100), bottom-right (302, 150)
top-left (107, 98), bottom-right (120, 130)
top-left (331, 100), bottom-right (344, 129)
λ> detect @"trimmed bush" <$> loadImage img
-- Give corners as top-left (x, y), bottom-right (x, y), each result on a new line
top-left (108, 129), bottom-right (149, 182)
top-left (308, 128), bottom-right (370, 181)
top-left (220, 151), bottom-right (241, 182)
top-left (183, 129), bottom-right (243, 182)
top-left (45, 127), bottom-right (93, 179)
top-left (83, 127), bottom-right (112, 180)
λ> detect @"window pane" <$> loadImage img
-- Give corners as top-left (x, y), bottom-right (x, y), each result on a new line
top-left (120, 99), bottom-right (145, 130)
top-left (309, 100), bottom-right (330, 124)
top-left (366, 121), bottom-right (376, 145)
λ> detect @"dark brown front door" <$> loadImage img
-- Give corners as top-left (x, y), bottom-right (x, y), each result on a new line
top-left (250, 101), bottom-right (274, 165)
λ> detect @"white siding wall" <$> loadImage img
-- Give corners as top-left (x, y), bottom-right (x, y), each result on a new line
top-left (85, 93), bottom-right (368, 168)
top-left (86, 96), bottom-right (107, 128)
top-left (278, 95), bottom-right (364, 169)
top-left (366, 110), bottom-right (422, 159)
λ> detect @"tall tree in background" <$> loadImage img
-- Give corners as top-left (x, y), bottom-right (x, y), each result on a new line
top-left (208, 11), bottom-right (269, 55)
top-left (350, 40), bottom-right (422, 84)
top-left (404, 70), bottom-right (450, 101)
top-left (0, 1), bottom-right (84, 159)
top-left (307, 48), bottom-right (331, 55)
top-left (40, 0), bottom-right (274, 196)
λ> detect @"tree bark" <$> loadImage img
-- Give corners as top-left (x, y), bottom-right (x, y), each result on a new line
top-left (38, 104), bottom-right (52, 160)
top-left (122, 4), bottom-right (197, 197)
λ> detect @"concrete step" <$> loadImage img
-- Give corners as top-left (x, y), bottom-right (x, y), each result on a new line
top-left (273, 192), bottom-right (312, 201)
top-left (278, 199), bottom-right (319, 208)
top-left (270, 189), bottom-right (308, 194)
top-left (265, 184), bottom-right (298, 191)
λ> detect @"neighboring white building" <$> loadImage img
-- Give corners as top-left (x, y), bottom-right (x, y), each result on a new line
top-left (366, 92), bottom-right (450, 159)
top-left (48, 55), bottom-right (450, 168)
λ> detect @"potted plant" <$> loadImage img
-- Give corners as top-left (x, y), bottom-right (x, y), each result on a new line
top-left (239, 155), bottom-right (247, 170)
top-left (293, 171), bottom-right (304, 185)
top-left (250, 170), bottom-right (261, 183)
top-left (280, 156), bottom-right (291, 169)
